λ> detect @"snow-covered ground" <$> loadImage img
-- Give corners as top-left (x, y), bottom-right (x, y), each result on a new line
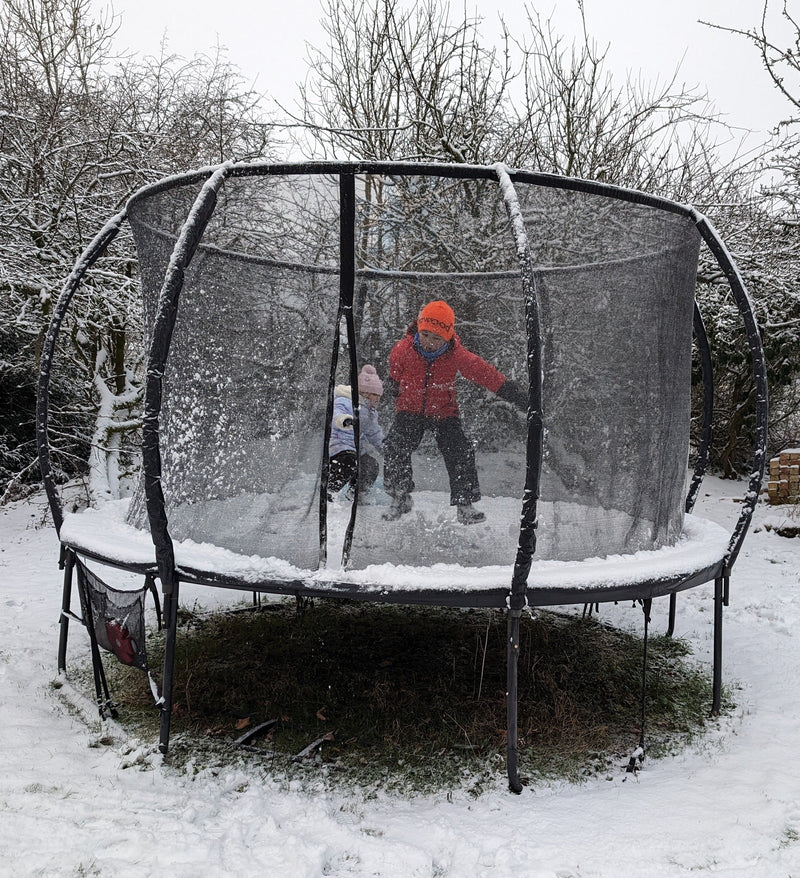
top-left (2, 475), bottom-right (800, 877)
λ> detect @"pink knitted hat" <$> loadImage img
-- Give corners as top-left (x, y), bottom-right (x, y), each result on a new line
top-left (358, 364), bottom-right (383, 396)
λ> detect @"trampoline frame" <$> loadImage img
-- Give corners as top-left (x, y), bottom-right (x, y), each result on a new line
top-left (37, 160), bottom-right (768, 793)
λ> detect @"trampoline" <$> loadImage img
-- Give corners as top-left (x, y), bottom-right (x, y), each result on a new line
top-left (37, 160), bottom-right (768, 792)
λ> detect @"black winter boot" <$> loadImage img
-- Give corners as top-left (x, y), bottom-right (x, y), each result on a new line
top-left (382, 494), bottom-right (413, 521)
top-left (456, 502), bottom-right (485, 524)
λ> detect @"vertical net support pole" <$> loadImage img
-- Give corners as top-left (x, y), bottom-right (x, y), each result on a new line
top-left (34, 214), bottom-right (125, 675)
top-left (320, 172), bottom-right (358, 568)
top-left (670, 304), bottom-right (715, 637)
top-left (143, 162), bottom-right (232, 755)
top-left (57, 548), bottom-right (76, 673)
top-left (497, 165), bottom-right (544, 794)
top-left (320, 315), bottom-right (340, 567)
top-left (36, 213), bottom-right (127, 537)
top-left (339, 172), bottom-right (360, 567)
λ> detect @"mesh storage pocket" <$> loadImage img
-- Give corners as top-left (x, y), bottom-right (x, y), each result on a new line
top-left (76, 561), bottom-right (152, 671)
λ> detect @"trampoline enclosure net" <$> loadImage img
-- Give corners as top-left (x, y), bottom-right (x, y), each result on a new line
top-left (125, 172), bottom-right (699, 571)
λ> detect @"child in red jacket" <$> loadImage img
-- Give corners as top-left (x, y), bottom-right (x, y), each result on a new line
top-left (382, 300), bottom-right (527, 523)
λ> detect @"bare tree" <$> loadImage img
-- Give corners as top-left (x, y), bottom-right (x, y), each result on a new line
top-left (511, 6), bottom-right (719, 190)
top-left (0, 0), bottom-right (275, 501)
top-left (297, 0), bottom-right (518, 163)
top-left (295, 0), bottom-right (800, 474)
top-left (702, 2), bottom-right (800, 125)
top-left (696, 1), bottom-right (800, 470)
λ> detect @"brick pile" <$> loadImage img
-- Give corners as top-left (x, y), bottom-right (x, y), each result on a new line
top-left (767, 448), bottom-right (800, 505)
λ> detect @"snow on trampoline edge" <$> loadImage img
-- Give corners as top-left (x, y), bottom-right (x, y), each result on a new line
top-left (59, 500), bottom-right (730, 594)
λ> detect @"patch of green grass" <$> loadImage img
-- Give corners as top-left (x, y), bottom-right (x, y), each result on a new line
top-left (99, 600), bottom-right (727, 792)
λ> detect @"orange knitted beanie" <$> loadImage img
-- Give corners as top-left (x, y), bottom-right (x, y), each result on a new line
top-left (417, 300), bottom-right (455, 341)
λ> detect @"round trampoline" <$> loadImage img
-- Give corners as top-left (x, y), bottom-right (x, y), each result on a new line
top-left (37, 160), bottom-right (768, 792)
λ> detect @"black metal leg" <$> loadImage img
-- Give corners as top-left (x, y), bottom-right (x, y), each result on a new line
top-left (712, 576), bottom-right (723, 715)
top-left (57, 549), bottom-right (75, 673)
top-left (666, 592), bottom-right (677, 637)
top-left (158, 580), bottom-right (180, 754)
top-left (640, 598), bottom-right (651, 746)
top-left (627, 598), bottom-right (652, 772)
top-left (506, 609), bottom-right (523, 794)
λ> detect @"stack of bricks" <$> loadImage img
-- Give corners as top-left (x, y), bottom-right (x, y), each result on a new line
top-left (767, 449), bottom-right (800, 504)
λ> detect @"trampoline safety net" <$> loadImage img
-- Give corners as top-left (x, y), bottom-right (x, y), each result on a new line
top-left (124, 171), bottom-right (700, 571)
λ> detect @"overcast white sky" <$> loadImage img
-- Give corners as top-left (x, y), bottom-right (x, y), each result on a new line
top-left (108, 0), bottom-right (792, 146)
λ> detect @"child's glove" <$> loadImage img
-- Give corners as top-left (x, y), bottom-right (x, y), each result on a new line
top-left (333, 414), bottom-right (354, 430)
top-left (496, 380), bottom-right (528, 411)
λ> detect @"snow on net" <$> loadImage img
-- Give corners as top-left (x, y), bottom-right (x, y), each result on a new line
top-left (121, 171), bottom-right (700, 575)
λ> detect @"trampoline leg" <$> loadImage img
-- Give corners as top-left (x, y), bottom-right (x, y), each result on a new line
top-left (666, 592), bottom-right (677, 637)
top-left (712, 576), bottom-right (723, 716)
top-left (159, 581), bottom-right (180, 755)
top-left (628, 598), bottom-right (652, 772)
top-left (57, 549), bottom-right (75, 674)
top-left (506, 608), bottom-right (523, 794)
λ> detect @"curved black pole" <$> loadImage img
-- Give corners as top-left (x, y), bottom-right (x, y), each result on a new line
top-left (36, 212), bottom-right (127, 535)
top-left (691, 213), bottom-right (768, 572)
top-left (689, 214), bottom-right (766, 727)
top-left (143, 163), bottom-right (231, 594)
top-left (141, 162), bottom-right (233, 754)
top-left (339, 173), bottom-right (360, 568)
top-left (319, 173), bottom-right (359, 569)
top-left (497, 164), bottom-right (544, 794)
top-left (320, 320), bottom-right (339, 568)
top-left (127, 160), bottom-right (704, 232)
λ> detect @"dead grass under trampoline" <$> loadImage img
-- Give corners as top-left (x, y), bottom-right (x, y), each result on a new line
top-left (100, 599), bottom-right (729, 793)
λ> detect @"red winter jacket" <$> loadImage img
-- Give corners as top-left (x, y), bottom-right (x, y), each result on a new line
top-left (388, 324), bottom-right (506, 419)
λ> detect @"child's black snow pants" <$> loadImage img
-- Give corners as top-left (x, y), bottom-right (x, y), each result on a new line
top-left (382, 412), bottom-right (480, 506)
